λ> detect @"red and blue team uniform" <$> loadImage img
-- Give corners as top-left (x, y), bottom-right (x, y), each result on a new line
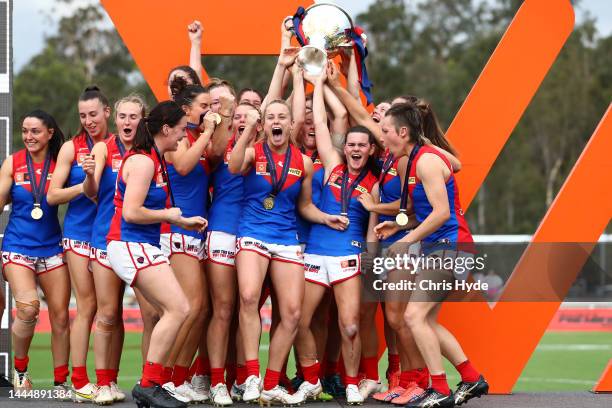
top-left (163, 127), bottom-right (210, 238)
top-left (296, 150), bottom-right (324, 244)
top-left (107, 150), bottom-right (169, 247)
top-left (307, 164), bottom-right (377, 256)
top-left (91, 136), bottom-right (126, 251)
top-left (208, 133), bottom-right (244, 236)
top-left (2, 150), bottom-right (62, 257)
top-left (237, 142), bottom-right (305, 246)
top-left (407, 145), bottom-right (474, 253)
top-left (63, 133), bottom-right (107, 244)
top-left (379, 150), bottom-right (407, 243)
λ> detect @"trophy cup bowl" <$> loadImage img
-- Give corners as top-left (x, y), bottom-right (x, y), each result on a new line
top-left (297, 3), bottom-right (354, 75)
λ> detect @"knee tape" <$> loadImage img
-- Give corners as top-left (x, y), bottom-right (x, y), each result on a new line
top-left (95, 317), bottom-right (115, 333)
top-left (13, 298), bottom-right (40, 337)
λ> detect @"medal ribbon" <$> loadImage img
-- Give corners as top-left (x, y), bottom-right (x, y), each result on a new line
top-left (152, 145), bottom-right (175, 207)
top-left (399, 145), bottom-right (421, 213)
top-left (26, 150), bottom-right (52, 208)
top-left (378, 152), bottom-right (395, 199)
top-left (263, 142), bottom-right (292, 198)
top-left (340, 166), bottom-right (369, 216)
top-left (115, 137), bottom-right (126, 157)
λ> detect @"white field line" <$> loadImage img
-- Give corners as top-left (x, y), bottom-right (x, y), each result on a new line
top-left (535, 344), bottom-right (612, 351)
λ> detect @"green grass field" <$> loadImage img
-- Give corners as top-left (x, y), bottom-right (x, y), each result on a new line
top-left (25, 331), bottom-right (612, 392)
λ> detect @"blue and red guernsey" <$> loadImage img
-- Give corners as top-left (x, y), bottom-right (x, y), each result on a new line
top-left (163, 128), bottom-right (211, 238)
top-left (297, 150), bottom-right (324, 244)
top-left (91, 135), bottom-right (126, 251)
top-left (379, 150), bottom-right (406, 243)
top-left (237, 142), bottom-right (305, 245)
top-left (63, 132), bottom-right (109, 241)
top-left (2, 149), bottom-right (62, 257)
top-left (207, 133), bottom-right (243, 235)
top-left (307, 164), bottom-right (377, 256)
top-left (107, 149), bottom-right (169, 247)
top-left (407, 145), bottom-right (474, 252)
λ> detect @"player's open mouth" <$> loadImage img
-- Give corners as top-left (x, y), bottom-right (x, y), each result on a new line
top-left (238, 125), bottom-right (246, 135)
top-left (351, 153), bottom-right (363, 160)
top-left (372, 115), bottom-right (380, 123)
top-left (123, 127), bottom-right (132, 136)
top-left (272, 127), bottom-right (283, 136)
top-left (307, 131), bottom-right (315, 138)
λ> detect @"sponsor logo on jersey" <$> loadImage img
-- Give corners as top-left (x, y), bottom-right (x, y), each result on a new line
top-left (387, 167), bottom-right (398, 177)
top-left (255, 162), bottom-right (268, 175)
top-left (288, 168), bottom-right (302, 177)
top-left (304, 263), bottom-right (320, 273)
top-left (408, 176), bottom-right (416, 184)
top-left (351, 240), bottom-right (362, 248)
top-left (340, 259), bottom-right (358, 269)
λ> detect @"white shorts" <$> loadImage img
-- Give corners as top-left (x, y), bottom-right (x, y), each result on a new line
top-left (62, 238), bottom-right (91, 258)
top-left (107, 241), bottom-right (169, 286)
top-left (236, 237), bottom-right (304, 266)
top-left (1, 251), bottom-right (65, 276)
top-left (304, 253), bottom-right (361, 287)
top-left (160, 233), bottom-right (206, 262)
top-left (90, 247), bottom-right (112, 270)
top-left (206, 231), bottom-right (236, 267)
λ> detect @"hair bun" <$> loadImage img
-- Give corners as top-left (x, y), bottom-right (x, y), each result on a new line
top-left (84, 85), bottom-right (101, 92)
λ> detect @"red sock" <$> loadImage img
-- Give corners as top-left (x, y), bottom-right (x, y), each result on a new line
top-left (388, 354), bottom-right (400, 373)
top-left (163, 366), bottom-right (173, 384)
top-left (14, 356), bottom-right (29, 372)
top-left (53, 364), bottom-right (69, 384)
top-left (324, 360), bottom-right (339, 377)
top-left (245, 359), bottom-right (260, 378)
top-left (110, 368), bottom-right (119, 383)
top-left (226, 364), bottom-right (237, 387)
top-left (302, 362), bottom-right (320, 385)
top-left (263, 368), bottom-right (280, 391)
top-left (455, 360), bottom-right (480, 383)
top-left (237, 364), bottom-right (247, 384)
top-left (417, 367), bottom-right (430, 389)
top-left (211, 368), bottom-right (225, 386)
top-left (71, 366), bottom-right (90, 390)
top-left (200, 357), bottom-right (211, 376)
top-left (399, 370), bottom-right (419, 388)
top-left (96, 369), bottom-right (112, 387)
top-left (430, 373), bottom-right (451, 396)
top-left (344, 375), bottom-right (359, 386)
top-left (172, 365), bottom-right (189, 386)
top-left (361, 357), bottom-right (379, 381)
top-left (142, 362), bottom-right (164, 388)
top-left (189, 358), bottom-right (199, 378)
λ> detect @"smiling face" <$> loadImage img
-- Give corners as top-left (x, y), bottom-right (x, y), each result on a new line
top-left (210, 85), bottom-right (233, 114)
top-left (185, 92), bottom-right (211, 124)
top-left (263, 102), bottom-right (292, 150)
top-left (161, 116), bottom-right (188, 153)
top-left (344, 131), bottom-right (374, 173)
top-left (78, 98), bottom-right (110, 139)
top-left (115, 101), bottom-right (143, 145)
top-left (301, 110), bottom-right (316, 151)
top-left (372, 102), bottom-right (391, 123)
top-left (232, 104), bottom-right (262, 139)
top-left (22, 117), bottom-right (53, 156)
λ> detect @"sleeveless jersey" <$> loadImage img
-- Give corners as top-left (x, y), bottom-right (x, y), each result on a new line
top-left (107, 149), bottom-right (169, 247)
top-left (407, 145), bottom-right (474, 252)
top-left (164, 128), bottom-right (211, 238)
top-left (63, 132), bottom-right (109, 241)
top-left (91, 136), bottom-right (127, 250)
top-left (307, 164), bottom-right (377, 256)
top-left (379, 150), bottom-right (407, 243)
top-left (237, 142), bottom-right (305, 245)
top-left (207, 133), bottom-right (244, 235)
top-left (2, 149), bottom-right (62, 257)
top-left (297, 149), bottom-right (324, 244)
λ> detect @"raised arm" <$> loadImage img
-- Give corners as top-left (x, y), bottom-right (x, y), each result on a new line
top-left (228, 110), bottom-right (259, 174)
top-left (166, 116), bottom-right (215, 176)
top-left (0, 156), bottom-right (13, 212)
top-left (47, 141), bottom-right (84, 206)
top-left (188, 20), bottom-right (204, 84)
top-left (263, 47), bottom-right (300, 113)
top-left (322, 84), bottom-right (349, 137)
top-left (82, 142), bottom-right (107, 199)
top-left (311, 70), bottom-right (342, 174)
top-left (327, 62), bottom-right (384, 150)
top-left (290, 64), bottom-right (305, 146)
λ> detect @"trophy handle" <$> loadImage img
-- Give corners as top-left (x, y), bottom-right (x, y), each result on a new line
top-left (298, 45), bottom-right (327, 75)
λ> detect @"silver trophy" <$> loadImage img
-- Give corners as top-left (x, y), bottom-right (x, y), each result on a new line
top-left (296, 2), bottom-right (354, 75)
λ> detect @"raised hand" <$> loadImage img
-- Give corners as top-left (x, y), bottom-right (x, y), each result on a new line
top-left (278, 47), bottom-right (300, 68)
top-left (82, 154), bottom-right (96, 177)
top-left (188, 20), bottom-right (203, 44)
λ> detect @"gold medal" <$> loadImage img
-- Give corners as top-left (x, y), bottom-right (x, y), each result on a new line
top-left (210, 113), bottom-right (221, 125)
top-left (31, 205), bottom-right (44, 220)
top-left (395, 211), bottom-right (409, 226)
top-left (263, 196), bottom-right (275, 210)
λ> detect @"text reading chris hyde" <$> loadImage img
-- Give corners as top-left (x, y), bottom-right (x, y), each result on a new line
top-left (372, 279), bottom-right (489, 292)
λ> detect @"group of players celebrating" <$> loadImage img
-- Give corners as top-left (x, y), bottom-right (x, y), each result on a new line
top-left (0, 19), bottom-right (489, 408)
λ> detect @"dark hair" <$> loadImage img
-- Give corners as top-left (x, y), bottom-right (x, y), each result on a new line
top-left (344, 125), bottom-right (380, 178)
top-left (22, 110), bottom-right (65, 161)
top-left (205, 78), bottom-right (237, 97)
top-left (391, 95), bottom-right (455, 154)
top-left (76, 85), bottom-right (110, 138)
top-left (238, 88), bottom-right (263, 103)
top-left (385, 103), bottom-right (424, 145)
top-left (133, 101), bottom-right (186, 152)
top-left (171, 75), bottom-right (208, 108)
top-left (167, 65), bottom-right (201, 87)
